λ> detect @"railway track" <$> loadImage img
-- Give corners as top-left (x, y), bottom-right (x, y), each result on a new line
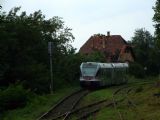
top-left (68, 82), bottom-right (153, 120)
top-left (112, 86), bottom-right (133, 120)
top-left (38, 82), bottom-right (152, 120)
top-left (124, 86), bottom-right (145, 120)
top-left (65, 99), bottom-right (114, 120)
top-left (37, 89), bottom-right (89, 120)
top-left (112, 84), bottom-right (146, 120)
top-left (64, 86), bottom-right (127, 120)
top-left (37, 86), bottom-right (128, 120)
top-left (67, 86), bottom-right (138, 120)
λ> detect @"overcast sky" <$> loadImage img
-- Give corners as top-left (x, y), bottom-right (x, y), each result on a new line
top-left (1, 0), bottom-right (156, 50)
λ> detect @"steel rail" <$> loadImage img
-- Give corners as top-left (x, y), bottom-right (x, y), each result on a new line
top-left (65, 86), bottom-right (128, 120)
top-left (37, 89), bottom-right (89, 120)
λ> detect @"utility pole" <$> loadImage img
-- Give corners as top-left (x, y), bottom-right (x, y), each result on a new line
top-left (48, 42), bottom-right (53, 94)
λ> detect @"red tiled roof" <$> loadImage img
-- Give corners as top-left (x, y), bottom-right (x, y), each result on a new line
top-left (79, 34), bottom-right (134, 62)
top-left (80, 35), bottom-right (126, 54)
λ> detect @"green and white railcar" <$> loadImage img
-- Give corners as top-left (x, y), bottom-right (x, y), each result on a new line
top-left (80, 62), bottom-right (128, 88)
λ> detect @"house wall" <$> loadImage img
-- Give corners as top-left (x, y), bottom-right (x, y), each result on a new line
top-left (119, 52), bottom-right (134, 62)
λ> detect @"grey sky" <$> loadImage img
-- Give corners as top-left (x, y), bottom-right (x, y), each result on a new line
top-left (1, 0), bottom-right (156, 50)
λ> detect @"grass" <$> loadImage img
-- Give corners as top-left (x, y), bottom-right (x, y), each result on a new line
top-left (2, 86), bottom-right (80, 120)
top-left (95, 107), bottom-right (120, 120)
top-left (78, 87), bottom-right (116, 107)
top-left (71, 76), bottom-right (160, 120)
top-left (94, 77), bottom-right (160, 120)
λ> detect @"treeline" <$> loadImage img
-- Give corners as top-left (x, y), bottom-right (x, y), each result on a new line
top-left (0, 7), bottom-right (84, 93)
top-left (0, 7), bottom-right (105, 112)
top-left (0, 7), bottom-right (75, 112)
top-left (0, 7), bottom-right (72, 92)
top-left (129, 28), bottom-right (160, 78)
top-left (129, 0), bottom-right (160, 78)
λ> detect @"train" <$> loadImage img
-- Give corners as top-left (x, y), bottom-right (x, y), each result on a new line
top-left (80, 62), bottom-right (129, 88)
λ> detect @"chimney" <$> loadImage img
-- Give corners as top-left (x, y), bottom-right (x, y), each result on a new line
top-left (107, 31), bottom-right (110, 36)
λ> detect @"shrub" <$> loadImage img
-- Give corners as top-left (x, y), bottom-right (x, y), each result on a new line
top-left (22, 63), bottom-right (50, 94)
top-left (129, 62), bottom-right (145, 78)
top-left (0, 84), bottom-right (29, 112)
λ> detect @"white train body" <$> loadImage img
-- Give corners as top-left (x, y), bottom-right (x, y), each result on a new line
top-left (80, 62), bottom-right (129, 88)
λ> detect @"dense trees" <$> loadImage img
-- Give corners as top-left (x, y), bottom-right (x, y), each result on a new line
top-left (152, 0), bottom-right (160, 76)
top-left (0, 7), bottom-right (76, 93)
top-left (126, 0), bottom-right (160, 78)
top-left (129, 0), bottom-right (160, 77)
top-left (153, 0), bottom-right (160, 49)
top-left (0, 7), bottom-right (90, 112)
top-left (0, 7), bottom-right (105, 95)
top-left (131, 28), bottom-right (154, 64)
top-left (129, 28), bottom-right (160, 77)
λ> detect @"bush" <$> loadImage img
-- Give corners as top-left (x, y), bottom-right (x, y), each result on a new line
top-left (22, 63), bottom-right (50, 94)
top-left (0, 84), bottom-right (29, 112)
top-left (129, 62), bottom-right (145, 78)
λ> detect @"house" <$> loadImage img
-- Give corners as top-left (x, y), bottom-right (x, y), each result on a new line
top-left (79, 32), bottom-right (134, 62)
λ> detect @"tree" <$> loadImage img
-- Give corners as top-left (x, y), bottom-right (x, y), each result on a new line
top-left (131, 28), bottom-right (154, 63)
top-left (0, 7), bottom-right (74, 93)
top-left (153, 0), bottom-right (160, 76)
top-left (130, 28), bottom-right (159, 76)
top-left (85, 51), bottom-right (106, 62)
top-left (153, 0), bottom-right (160, 48)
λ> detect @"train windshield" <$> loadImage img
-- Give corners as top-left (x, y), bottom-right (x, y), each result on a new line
top-left (81, 63), bottom-right (98, 76)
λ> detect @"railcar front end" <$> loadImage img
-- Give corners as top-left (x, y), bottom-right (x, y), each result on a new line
top-left (80, 62), bottom-right (100, 88)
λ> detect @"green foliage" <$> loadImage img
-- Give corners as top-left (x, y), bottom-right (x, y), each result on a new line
top-left (0, 7), bottom-right (75, 93)
top-left (22, 63), bottom-right (50, 93)
top-left (131, 28), bottom-right (154, 64)
top-left (85, 51), bottom-right (106, 62)
top-left (153, 0), bottom-right (160, 49)
top-left (152, 0), bottom-right (160, 76)
top-left (132, 28), bottom-right (154, 48)
top-left (0, 84), bottom-right (29, 112)
top-left (130, 28), bottom-right (159, 77)
top-left (129, 62), bottom-right (145, 78)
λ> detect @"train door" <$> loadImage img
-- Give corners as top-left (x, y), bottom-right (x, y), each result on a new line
top-left (111, 68), bottom-right (115, 85)
top-left (118, 68), bottom-right (123, 84)
top-left (115, 67), bottom-right (127, 85)
top-left (97, 69), bottom-right (105, 86)
top-left (105, 68), bottom-right (112, 86)
top-left (123, 67), bottom-right (128, 83)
